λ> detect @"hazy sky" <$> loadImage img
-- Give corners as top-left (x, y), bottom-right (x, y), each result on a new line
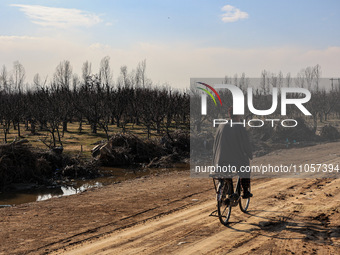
top-left (1, 0), bottom-right (339, 88)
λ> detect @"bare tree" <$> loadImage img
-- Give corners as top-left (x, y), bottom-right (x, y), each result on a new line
top-left (270, 73), bottom-right (278, 88)
top-left (285, 72), bottom-right (292, 88)
top-left (82, 60), bottom-right (92, 83)
top-left (54, 60), bottom-right (72, 88)
top-left (239, 73), bottom-right (247, 92)
top-left (99, 56), bottom-right (112, 86)
top-left (0, 94), bottom-right (13, 143)
top-left (53, 61), bottom-right (73, 134)
top-left (12, 61), bottom-right (26, 92)
top-left (278, 71), bottom-right (283, 89)
top-left (119, 65), bottom-right (128, 87)
top-left (260, 70), bottom-right (268, 94)
top-left (295, 70), bottom-right (305, 88)
top-left (136, 59), bottom-right (146, 87)
top-left (33, 73), bottom-right (47, 90)
top-left (72, 74), bottom-right (80, 91)
top-left (304, 66), bottom-right (314, 91)
top-left (0, 65), bottom-right (9, 92)
top-left (313, 64), bottom-right (321, 91)
top-left (33, 73), bottom-right (41, 88)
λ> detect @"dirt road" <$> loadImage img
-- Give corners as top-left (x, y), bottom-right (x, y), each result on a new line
top-left (1, 142), bottom-right (340, 254)
top-left (56, 179), bottom-right (340, 255)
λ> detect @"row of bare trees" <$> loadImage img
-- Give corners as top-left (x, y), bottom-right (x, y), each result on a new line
top-left (0, 58), bottom-right (190, 146)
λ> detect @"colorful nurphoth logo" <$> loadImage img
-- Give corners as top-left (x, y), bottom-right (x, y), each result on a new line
top-left (196, 82), bottom-right (222, 106)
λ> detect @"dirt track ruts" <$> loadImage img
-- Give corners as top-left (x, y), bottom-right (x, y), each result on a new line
top-left (55, 177), bottom-right (340, 255)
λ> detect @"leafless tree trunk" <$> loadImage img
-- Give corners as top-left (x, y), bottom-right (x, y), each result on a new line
top-left (99, 56), bottom-right (112, 86)
top-left (13, 61), bottom-right (26, 93)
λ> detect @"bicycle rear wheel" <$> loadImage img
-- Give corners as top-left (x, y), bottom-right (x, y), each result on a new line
top-left (239, 185), bottom-right (251, 213)
top-left (217, 180), bottom-right (232, 225)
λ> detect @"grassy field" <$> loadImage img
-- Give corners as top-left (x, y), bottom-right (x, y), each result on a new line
top-left (1, 116), bottom-right (338, 158)
top-left (0, 122), bottom-right (173, 158)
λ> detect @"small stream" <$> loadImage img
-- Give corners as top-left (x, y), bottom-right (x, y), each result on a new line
top-left (0, 164), bottom-right (188, 206)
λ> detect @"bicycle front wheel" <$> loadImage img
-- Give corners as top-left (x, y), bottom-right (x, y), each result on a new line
top-left (239, 186), bottom-right (251, 213)
top-left (217, 181), bottom-right (232, 225)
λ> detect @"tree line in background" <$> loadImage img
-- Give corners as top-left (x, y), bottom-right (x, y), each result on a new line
top-left (191, 64), bottom-right (340, 133)
top-left (0, 57), bottom-right (190, 147)
top-left (1, 60), bottom-right (339, 147)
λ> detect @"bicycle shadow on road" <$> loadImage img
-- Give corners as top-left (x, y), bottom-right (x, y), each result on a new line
top-left (224, 209), bottom-right (340, 245)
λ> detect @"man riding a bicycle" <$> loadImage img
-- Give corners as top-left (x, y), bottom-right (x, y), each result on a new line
top-left (212, 106), bottom-right (253, 200)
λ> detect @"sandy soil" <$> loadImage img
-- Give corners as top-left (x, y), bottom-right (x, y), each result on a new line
top-left (1, 142), bottom-right (340, 255)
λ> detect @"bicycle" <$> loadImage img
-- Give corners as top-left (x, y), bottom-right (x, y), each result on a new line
top-left (212, 176), bottom-right (251, 226)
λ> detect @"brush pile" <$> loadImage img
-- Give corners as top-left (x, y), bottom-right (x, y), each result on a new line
top-left (249, 118), bottom-right (321, 143)
top-left (92, 133), bottom-right (165, 166)
top-left (190, 131), bottom-right (214, 153)
top-left (92, 130), bottom-right (190, 167)
top-left (0, 140), bottom-right (98, 190)
top-left (320, 125), bottom-right (340, 141)
top-left (165, 130), bottom-right (190, 155)
top-left (270, 118), bottom-right (320, 143)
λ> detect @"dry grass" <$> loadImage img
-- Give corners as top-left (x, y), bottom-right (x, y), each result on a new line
top-left (0, 122), bottom-right (182, 158)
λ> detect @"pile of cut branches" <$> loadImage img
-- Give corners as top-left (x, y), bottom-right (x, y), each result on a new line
top-left (92, 130), bottom-right (190, 167)
top-left (0, 140), bottom-right (98, 190)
